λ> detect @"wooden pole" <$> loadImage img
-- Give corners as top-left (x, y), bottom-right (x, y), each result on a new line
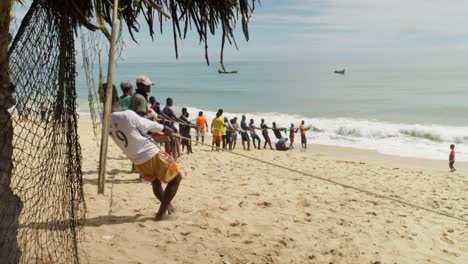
top-left (98, 0), bottom-right (119, 194)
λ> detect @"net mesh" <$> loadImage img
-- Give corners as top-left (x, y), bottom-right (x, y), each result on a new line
top-left (0, 2), bottom-right (85, 263)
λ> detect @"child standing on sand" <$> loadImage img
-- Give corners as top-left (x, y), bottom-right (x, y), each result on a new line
top-left (449, 144), bottom-right (456, 172)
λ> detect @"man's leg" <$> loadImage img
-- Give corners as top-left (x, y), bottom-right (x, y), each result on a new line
top-left (151, 180), bottom-right (175, 214)
top-left (155, 174), bottom-right (182, 220)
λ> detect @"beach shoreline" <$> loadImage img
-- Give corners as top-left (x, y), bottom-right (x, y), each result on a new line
top-left (78, 119), bottom-right (468, 171)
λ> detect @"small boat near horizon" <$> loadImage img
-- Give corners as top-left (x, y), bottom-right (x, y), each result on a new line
top-left (218, 69), bottom-right (238, 74)
top-left (334, 69), bottom-right (345, 75)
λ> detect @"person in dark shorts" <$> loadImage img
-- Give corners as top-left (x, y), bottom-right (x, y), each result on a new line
top-left (225, 117), bottom-right (234, 151)
top-left (299, 120), bottom-right (309, 149)
top-left (240, 115), bottom-right (251, 151)
top-left (179, 108), bottom-right (193, 154)
top-left (249, 119), bottom-right (261, 150)
top-left (260, 119), bottom-right (274, 150)
top-left (272, 122), bottom-right (287, 140)
top-left (449, 144), bottom-right (456, 172)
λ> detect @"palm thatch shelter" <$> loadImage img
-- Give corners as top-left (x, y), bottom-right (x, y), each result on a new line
top-left (0, 0), bottom-right (257, 263)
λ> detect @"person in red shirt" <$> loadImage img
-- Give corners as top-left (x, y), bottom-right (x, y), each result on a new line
top-left (449, 144), bottom-right (456, 172)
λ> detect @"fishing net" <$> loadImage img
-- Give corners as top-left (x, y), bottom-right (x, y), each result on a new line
top-left (0, 2), bottom-right (85, 263)
top-left (80, 29), bottom-right (104, 142)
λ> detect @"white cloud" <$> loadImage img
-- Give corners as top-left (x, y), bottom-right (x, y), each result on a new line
top-left (250, 0), bottom-right (468, 63)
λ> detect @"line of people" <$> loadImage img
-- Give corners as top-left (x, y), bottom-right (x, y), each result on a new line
top-left (117, 75), bottom-right (311, 156)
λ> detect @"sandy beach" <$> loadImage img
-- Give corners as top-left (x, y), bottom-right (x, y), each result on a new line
top-left (79, 121), bottom-right (468, 264)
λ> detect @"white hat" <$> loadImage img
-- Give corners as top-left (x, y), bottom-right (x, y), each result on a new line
top-left (136, 75), bottom-right (154, 86)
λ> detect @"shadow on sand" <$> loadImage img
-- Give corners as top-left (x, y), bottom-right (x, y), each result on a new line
top-left (20, 215), bottom-right (156, 230)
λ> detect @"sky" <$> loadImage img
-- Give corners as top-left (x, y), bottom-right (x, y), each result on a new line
top-left (12, 0), bottom-right (468, 65)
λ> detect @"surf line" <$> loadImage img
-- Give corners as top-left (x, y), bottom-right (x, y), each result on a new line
top-left (162, 131), bottom-right (468, 224)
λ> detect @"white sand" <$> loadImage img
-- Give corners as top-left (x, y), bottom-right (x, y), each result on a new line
top-left (79, 122), bottom-right (468, 264)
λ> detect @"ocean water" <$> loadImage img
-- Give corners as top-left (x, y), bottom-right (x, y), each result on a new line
top-left (76, 61), bottom-right (468, 161)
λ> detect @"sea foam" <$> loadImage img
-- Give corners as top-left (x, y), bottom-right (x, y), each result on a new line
top-left (78, 106), bottom-right (468, 161)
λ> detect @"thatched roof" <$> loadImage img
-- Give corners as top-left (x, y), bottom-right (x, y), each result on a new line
top-left (34, 0), bottom-right (258, 65)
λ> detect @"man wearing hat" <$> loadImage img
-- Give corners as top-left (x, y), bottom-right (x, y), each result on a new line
top-left (129, 75), bottom-right (153, 117)
top-left (119, 80), bottom-right (133, 111)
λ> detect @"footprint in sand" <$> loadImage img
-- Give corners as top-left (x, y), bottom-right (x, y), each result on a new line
top-left (442, 249), bottom-right (460, 257)
top-left (441, 233), bottom-right (454, 245)
top-left (257, 201), bottom-right (272, 208)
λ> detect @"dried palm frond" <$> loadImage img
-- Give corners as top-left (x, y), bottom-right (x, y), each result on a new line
top-left (19, 0), bottom-right (258, 64)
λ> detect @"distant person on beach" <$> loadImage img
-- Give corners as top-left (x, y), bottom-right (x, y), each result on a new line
top-left (103, 84), bottom-right (182, 221)
top-left (162, 97), bottom-right (183, 131)
top-left (275, 138), bottom-right (289, 151)
top-left (149, 96), bottom-right (162, 115)
top-left (260, 119), bottom-right (274, 150)
top-left (119, 80), bottom-right (133, 111)
top-left (221, 116), bottom-right (228, 150)
top-left (163, 97), bottom-right (184, 158)
top-left (231, 117), bottom-right (240, 150)
top-left (299, 120), bottom-right (309, 149)
top-left (40, 103), bottom-right (47, 122)
top-left (196, 111), bottom-right (208, 144)
top-left (23, 107), bottom-right (31, 121)
top-left (211, 111), bottom-right (224, 151)
top-left (289, 123), bottom-right (298, 149)
top-left (272, 122), bottom-right (286, 140)
top-left (249, 119), bottom-right (261, 150)
top-left (225, 117), bottom-right (233, 151)
top-left (16, 100), bottom-right (24, 121)
top-left (179, 108), bottom-right (193, 154)
top-left (129, 76), bottom-right (152, 117)
top-left (240, 115), bottom-right (251, 151)
top-left (449, 144), bottom-right (456, 172)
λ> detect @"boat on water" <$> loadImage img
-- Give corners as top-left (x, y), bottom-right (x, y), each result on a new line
top-left (218, 69), bottom-right (238, 74)
top-left (334, 69), bottom-right (345, 75)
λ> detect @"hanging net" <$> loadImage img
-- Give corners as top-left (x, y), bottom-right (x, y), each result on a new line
top-left (0, 2), bottom-right (85, 263)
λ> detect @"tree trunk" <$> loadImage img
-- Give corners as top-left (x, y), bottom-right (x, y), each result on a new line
top-left (0, 1), bottom-right (22, 263)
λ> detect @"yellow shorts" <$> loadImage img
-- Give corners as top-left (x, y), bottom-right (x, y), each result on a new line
top-left (135, 152), bottom-right (180, 183)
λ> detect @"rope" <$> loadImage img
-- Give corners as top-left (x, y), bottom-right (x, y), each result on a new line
top-left (168, 132), bottom-right (468, 224)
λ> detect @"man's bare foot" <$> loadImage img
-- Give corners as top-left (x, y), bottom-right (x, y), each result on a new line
top-left (167, 204), bottom-right (176, 214)
top-left (155, 212), bottom-right (176, 221)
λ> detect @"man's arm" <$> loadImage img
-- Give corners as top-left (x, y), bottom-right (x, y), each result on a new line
top-left (131, 111), bottom-right (165, 134)
top-left (167, 107), bottom-right (185, 123)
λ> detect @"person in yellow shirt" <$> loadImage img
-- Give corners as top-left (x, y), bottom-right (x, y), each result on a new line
top-left (211, 111), bottom-right (224, 151)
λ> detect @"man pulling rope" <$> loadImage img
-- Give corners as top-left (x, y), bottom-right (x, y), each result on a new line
top-left (103, 83), bottom-right (182, 221)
